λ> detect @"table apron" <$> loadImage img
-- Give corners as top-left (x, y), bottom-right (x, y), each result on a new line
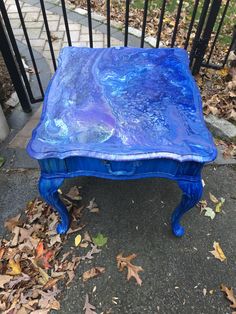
top-left (38, 157), bottom-right (204, 181)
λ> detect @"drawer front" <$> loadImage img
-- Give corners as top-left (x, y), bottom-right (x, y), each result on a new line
top-left (39, 157), bottom-right (202, 180)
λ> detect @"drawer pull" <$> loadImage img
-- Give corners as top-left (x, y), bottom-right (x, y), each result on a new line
top-left (104, 161), bottom-right (140, 176)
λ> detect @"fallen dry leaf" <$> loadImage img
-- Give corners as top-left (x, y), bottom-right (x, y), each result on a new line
top-left (116, 253), bottom-right (143, 286)
top-left (0, 275), bottom-right (12, 288)
top-left (8, 273), bottom-right (30, 288)
top-left (10, 226), bottom-right (20, 247)
top-left (0, 189), bottom-right (103, 312)
top-left (75, 234), bottom-right (82, 247)
top-left (221, 284), bottom-right (236, 309)
top-left (6, 258), bottom-right (22, 276)
top-left (35, 242), bottom-right (54, 269)
top-left (215, 198), bottom-right (225, 213)
top-left (81, 244), bottom-right (101, 261)
top-left (210, 241), bottom-right (226, 262)
top-left (83, 294), bottom-right (97, 314)
top-left (0, 247), bottom-right (5, 259)
top-left (82, 267), bottom-right (105, 282)
top-left (86, 198), bottom-right (99, 213)
top-left (4, 214), bottom-right (21, 231)
top-left (83, 231), bottom-right (92, 242)
top-left (66, 186), bottom-right (82, 201)
top-left (202, 207), bottom-right (215, 220)
top-left (43, 277), bottom-right (63, 290)
top-left (209, 192), bottom-right (219, 203)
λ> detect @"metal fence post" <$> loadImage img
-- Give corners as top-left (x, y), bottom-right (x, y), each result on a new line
top-left (0, 18), bottom-right (32, 113)
top-left (191, 0), bottom-right (222, 75)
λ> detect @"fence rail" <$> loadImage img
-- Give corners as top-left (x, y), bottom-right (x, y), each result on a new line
top-left (0, 0), bottom-right (235, 112)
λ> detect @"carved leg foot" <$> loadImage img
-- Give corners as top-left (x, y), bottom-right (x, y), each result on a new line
top-left (39, 176), bottom-right (70, 234)
top-left (171, 179), bottom-right (203, 237)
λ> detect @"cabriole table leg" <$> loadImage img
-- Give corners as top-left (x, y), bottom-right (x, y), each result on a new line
top-left (39, 176), bottom-right (70, 234)
top-left (171, 178), bottom-right (203, 237)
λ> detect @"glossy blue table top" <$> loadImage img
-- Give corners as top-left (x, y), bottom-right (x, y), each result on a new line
top-left (27, 47), bottom-right (217, 162)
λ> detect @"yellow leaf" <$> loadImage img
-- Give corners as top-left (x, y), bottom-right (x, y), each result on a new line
top-left (7, 259), bottom-right (22, 276)
top-left (215, 198), bottom-right (225, 213)
top-left (210, 241), bottom-right (226, 262)
top-left (209, 192), bottom-right (218, 204)
top-left (219, 67), bottom-right (229, 77)
top-left (75, 234), bottom-right (82, 247)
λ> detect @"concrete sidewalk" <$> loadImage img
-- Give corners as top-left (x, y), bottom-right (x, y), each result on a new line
top-left (0, 156), bottom-right (236, 313)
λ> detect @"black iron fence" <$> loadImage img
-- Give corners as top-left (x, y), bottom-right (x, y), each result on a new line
top-left (0, 0), bottom-right (235, 112)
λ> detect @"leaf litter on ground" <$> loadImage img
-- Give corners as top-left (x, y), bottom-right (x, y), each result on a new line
top-left (198, 192), bottom-right (226, 220)
top-left (0, 186), bottom-right (105, 313)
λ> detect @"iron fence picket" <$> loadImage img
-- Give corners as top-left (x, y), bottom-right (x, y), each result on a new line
top-left (106, 0), bottom-right (111, 47)
top-left (156, 0), bottom-right (166, 48)
top-left (61, 0), bottom-right (72, 46)
top-left (15, 0), bottom-right (44, 98)
top-left (124, 0), bottom-right (130, 47)
top-left (140, 0), bottom-right (149, 48)
top-left (171, 0), bottom-right (184, 47)
top-left (184, 0), bottom-right (200, 50)
top-left (87, 0), bottom-right (93, 47)
top-left (39, 0), bottom-right (57, 71)
top-left (0, 17), bottom-right (32, 112)
top-left (0, 0), bottom-right (234, 109)
top-left (206, 0), bottom-right (230, 64)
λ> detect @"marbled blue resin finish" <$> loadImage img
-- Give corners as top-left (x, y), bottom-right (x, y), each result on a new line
top-left (27, 47), bottom-right (217, 162)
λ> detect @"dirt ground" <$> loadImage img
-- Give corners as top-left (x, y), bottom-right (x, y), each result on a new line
top-left (0, 53), bottom-right (14, 111)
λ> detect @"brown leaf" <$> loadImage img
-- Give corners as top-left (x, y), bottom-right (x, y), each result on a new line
top-left (10, 226), bottom-right (20, 247)
top-left (83, 231), bottom-right (92, 243)
top-left (4, 214), bottom-right (21, 231)
top-left (66, 186), bottom-right (82, 201)
top-left (86, 198), bottom-right (99, 213)
top-left (19, 227), bottom-right (34, 243)
top-left (30, 310), bottom-right (50, 314)
top-left (82, 267), bottom-right (105, 282)
top-left (221, 284), bottom-right (236, 309)
top-left (8, 273), bottom-right (30, 288)
top-left (81, 244), bottom-right (101, 261)
top-left (210, 241), bottom-right (226, 262)
top-left (49, 234), bottom-right (61, 247)
top-left (43, 277), bottom-right (63, 290)
top-left (0, 247), bottom-right (5, 259)
top-left (0, 274), bottom-right (12, 288)
top-left (16, 307), bottom-right (30, 314)
top-left (50, 33), bottom-right (59, 42)
top-left (83, 294), bottom-right (97, 314)
top-left (116, 253), bottom-right (143, 286)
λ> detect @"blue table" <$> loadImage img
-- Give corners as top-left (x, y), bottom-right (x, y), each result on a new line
top-left (27, 47), bottom-right (217, 237)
